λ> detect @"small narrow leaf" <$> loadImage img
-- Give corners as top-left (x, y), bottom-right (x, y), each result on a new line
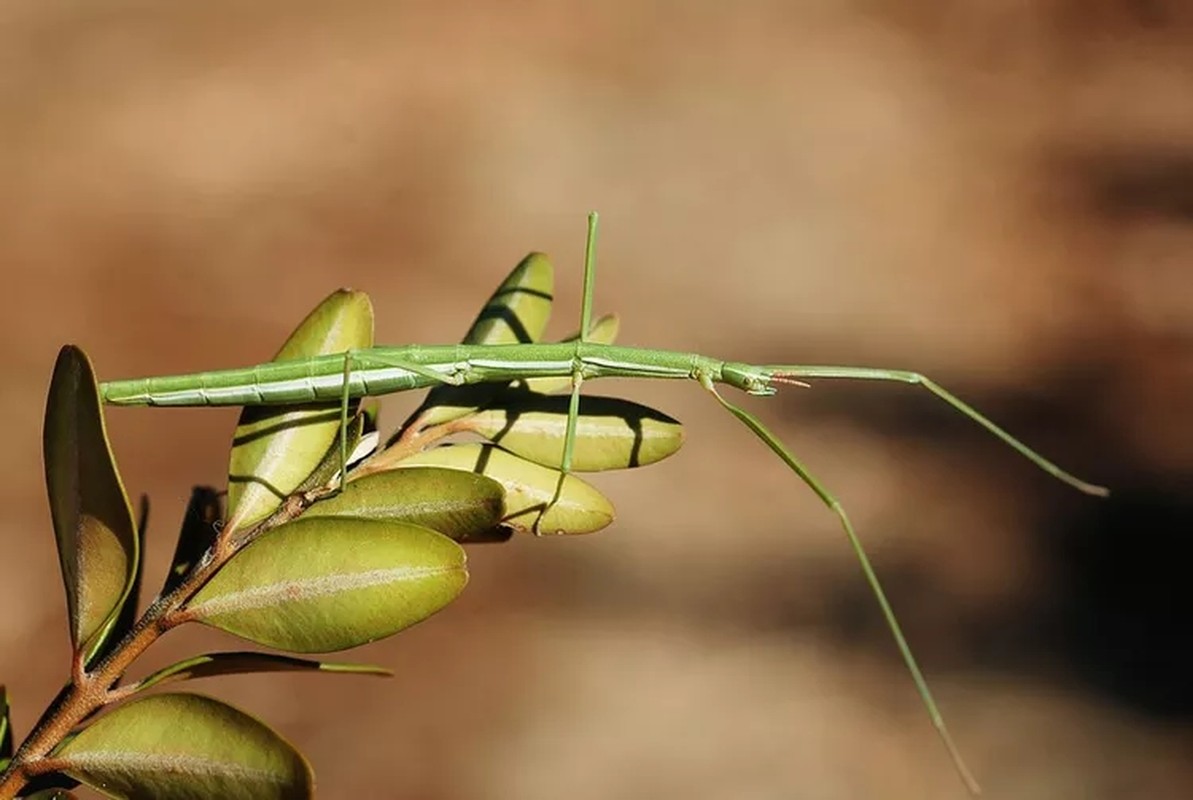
top-left (226, 290), bottom-right (374, 533)
top-left (52, 693), bottom-right (312, 800)
top-left (304, 467), bottom-right (509, 543)
top-left (522, 313), bottom-right (621, 394)
top-left (163, 486), bottom-right (223, 594)
top-left (460, 394), bottom-right (684, 471)
top-left (184, 518), bottom-right (467, 653)
top-left (43, 346), bottom-right (139, 656)
top-left (407, 253), bottom-right (554, 432)
top-left (395, 444), bottom-right (613, 535)
top-left (132, 652), bottom-right (390, 694)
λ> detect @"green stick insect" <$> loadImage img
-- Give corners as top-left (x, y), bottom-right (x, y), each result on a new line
top-left (99, 213), bottom-right (1107, 794)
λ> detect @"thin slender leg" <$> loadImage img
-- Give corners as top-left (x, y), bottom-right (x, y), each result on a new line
top-left (334, 350), bottom-right (352, 493)
top-left (534, 212), bottom-right (600, 535)
top-left (700, 372), bottom-right (982, 796)
top-left (767, 366), bottom-right (1107, 497)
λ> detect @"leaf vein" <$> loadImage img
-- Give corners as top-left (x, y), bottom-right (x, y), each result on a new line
top-left (191, 565), bottom-right (457, 616)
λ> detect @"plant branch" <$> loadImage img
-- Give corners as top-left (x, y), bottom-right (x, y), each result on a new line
top-left (0, 488), bottom-right (319, 799)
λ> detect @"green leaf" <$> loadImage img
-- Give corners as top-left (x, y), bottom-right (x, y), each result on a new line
top-left (1, 685), bottom-right (11, 760)
top-left (163, 487), bottom-right (223, 595)
top-left (304, 467), bottom-right (509, 543)
top-left (88, 496), bottom-right (149, 670)
top-left (460, 251), bottom-right (554, 345)
top-left (51, 692), bottom-right (312, 800)
top-left (131, 652), bottom-right (390, 694)
top-left (184, 518), bottom-right (467, 653)
top-left (522, 312), bottom-right (621, 394)
top-left (459, 394), bottom-right (684, 472)
top-left (43, 346), bottom-right (139, 657)
top-left (226, 290), bottom-right (374, 533)
top-left (408, 252), bottom-right (554, 432)
top-left (394, 444), bottom-right (613, 535)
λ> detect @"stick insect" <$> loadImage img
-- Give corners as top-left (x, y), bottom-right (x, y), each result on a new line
top-left (99, 213), bottom-right (1107, 794)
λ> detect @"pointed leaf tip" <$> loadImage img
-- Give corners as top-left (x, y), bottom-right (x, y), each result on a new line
top-left (44, 346), bottom-right (138, 656)
top-left (226, 290), bottom-right (375, 532)
top-left (408, 253), bottom-right (555, 431)
top-left (465, 251), bottom-right (554, 346)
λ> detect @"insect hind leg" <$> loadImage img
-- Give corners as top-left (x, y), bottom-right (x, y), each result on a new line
top-left (698, 372), bottom-right (981, 795)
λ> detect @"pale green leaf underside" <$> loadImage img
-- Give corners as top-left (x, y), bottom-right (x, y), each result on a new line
top-left (461, 394), bottom-right (684, 472)
top-left (185, 518), bottom-right (467, 653)
top-left (395, 443), bottom-right (613, 535)
top-left (51, 693), bottom-right (312, 800)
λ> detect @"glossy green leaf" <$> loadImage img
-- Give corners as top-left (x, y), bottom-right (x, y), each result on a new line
top-left (460, 394), bottom-right (684, 472)
top-left (43, 346), bottom-right (139, 656)
top-left (163, 487), bottom-right (222, 595)
top-left (226, 290), bottom-right (374, 533)
top-left (52, 693), bottom-right (311, 800)
top-left (522, 312), bottom-right (621, 394)
top-left (409, 253), bottom-right (554, 432)
top-left (1, 685), bottom-right (11, 760)
top-left (184, 518), bottom-right (467, 653)
top-left (395, 444), bottom-right (613, 535)
top-left (304, 467), bottom-right (508, 543)
top-left (131, 652), bottom-right (390, 694)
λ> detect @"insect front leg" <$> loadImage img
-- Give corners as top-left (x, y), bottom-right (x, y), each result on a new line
top-left (764, 365), bottom-right (1108, 497)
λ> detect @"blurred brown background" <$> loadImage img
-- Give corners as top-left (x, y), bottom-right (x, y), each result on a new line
top-left (2, 1), bottom-right (1192, 797)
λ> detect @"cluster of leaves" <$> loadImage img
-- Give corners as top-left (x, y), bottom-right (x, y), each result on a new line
top-left (0, 254), bottom-right (684, 800)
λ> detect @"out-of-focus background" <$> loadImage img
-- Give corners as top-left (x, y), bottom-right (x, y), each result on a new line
top-left (2, 1), bottom-right (1192, 797)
